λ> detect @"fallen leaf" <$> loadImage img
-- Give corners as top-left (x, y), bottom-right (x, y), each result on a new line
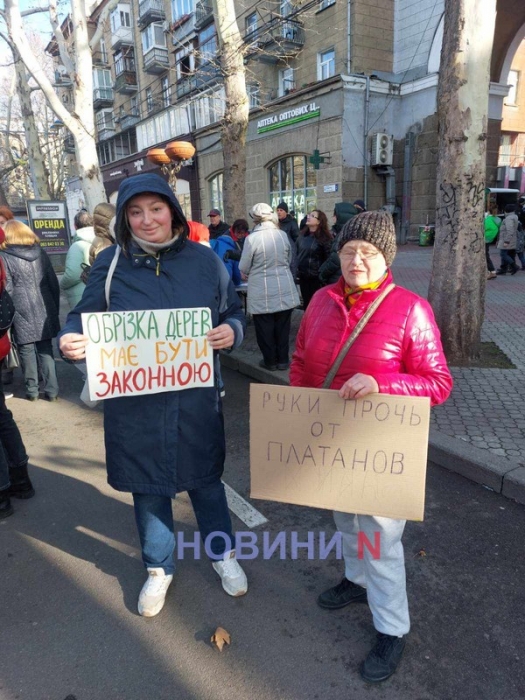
top-left (211, 626), bottom-right (231, 652)
top-left (415, 549), bottom-right (426, 558)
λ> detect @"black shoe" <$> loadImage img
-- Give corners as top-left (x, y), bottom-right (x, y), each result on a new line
top-left (510, 265), bottom-right (519, 275)
top-left (26, 395), bottom-right (39, 402)
top-left (317, 577), bottom-right (367, 609)
top-left (259, 360), bottom-right (277, 371)
top-left (495, 270), bottom-right (506, 275)
top-left (9, 463), bottom-right (35, 499)
top-left (0, 491), bottom-right (14, 519)
top-left (276, 363), bottom-right (290, 371)
top-left (45, 395), bottom-right (58, 402)
top-left (360, 633), bottom-right (406, 683)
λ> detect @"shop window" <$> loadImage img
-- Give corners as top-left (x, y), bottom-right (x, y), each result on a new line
top-left (209, 173), bottom-right (223, 212)
top-left (269, 156), bottom-right (316, 223)
top-left (317, 48), bottom-right (335, 81)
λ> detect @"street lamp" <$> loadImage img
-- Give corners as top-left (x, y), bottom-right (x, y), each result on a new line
top-left (146, 140), bottom-right (195, 191)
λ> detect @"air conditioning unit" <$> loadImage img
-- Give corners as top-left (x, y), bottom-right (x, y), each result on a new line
top-left (371, 133), bottom-right (393, 167)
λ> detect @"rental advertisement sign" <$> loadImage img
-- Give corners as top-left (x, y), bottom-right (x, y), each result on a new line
top-left (26, 200), bottom-right (71, 253)
top-left (81, 308), bottom-right (214, 400)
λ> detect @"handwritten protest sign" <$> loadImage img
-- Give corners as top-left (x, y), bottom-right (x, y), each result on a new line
top-left (250, 385), bottom-right (431, 521)
top-left (81, 308), bottom-right (214, 400)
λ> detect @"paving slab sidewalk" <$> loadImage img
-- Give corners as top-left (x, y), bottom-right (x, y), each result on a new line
top-left (222, 244), bottom-right (525, 505)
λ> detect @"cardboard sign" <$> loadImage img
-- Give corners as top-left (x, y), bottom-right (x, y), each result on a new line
top-left (250, 385), bottom-right (431, 521)
top-left (81, 308), bottom-right (214, 400)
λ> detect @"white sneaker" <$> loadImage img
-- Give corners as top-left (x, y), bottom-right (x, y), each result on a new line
top-left (4, 392), bottom-right (13, 399)
top-left (138, 568), bottom-right (173, 617)
top-left (212, 550), bottom-right (248, 597)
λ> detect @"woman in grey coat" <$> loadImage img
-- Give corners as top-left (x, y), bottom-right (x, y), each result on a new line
top-left (239, 203), bottom-right (299, 371)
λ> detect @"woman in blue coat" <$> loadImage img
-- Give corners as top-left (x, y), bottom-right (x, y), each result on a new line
top-left (59, 174), bottom-right (247, 617)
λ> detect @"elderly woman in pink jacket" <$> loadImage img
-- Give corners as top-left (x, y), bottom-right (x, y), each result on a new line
top-left (290, 211), bottom-right (452, 684)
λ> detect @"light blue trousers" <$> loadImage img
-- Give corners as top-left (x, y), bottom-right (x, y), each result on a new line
top-left (333, 511), bottom-right (410, 637)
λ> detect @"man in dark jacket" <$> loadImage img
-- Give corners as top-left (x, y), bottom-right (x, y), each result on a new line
top-left (208, 209), bottom-right (230, 239)
top-left (276, 201), bottom-right (299, 243)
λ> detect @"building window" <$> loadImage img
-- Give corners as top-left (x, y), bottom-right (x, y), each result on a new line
top-left (245, 12), bottom-right (257, 37)
top-left (171, 0), bottom-right (194, 22)
top-left (269, 156), bottom-right (316, 223)
top-left (209, 173), bottom-right (223, 212)
top-left (96, 109), bottom-right (115, 132)
top-left (318, 0), bottom-right (336, 9)
top-left (505, 70), bottom-right (519, 106)
top-left (146, 87), bottom-right (155, 113)
top-left (499, 134), bottom-right (512, 166)
top-left (100, 39), bottom-right (108, 63)
top-left (93, 68), bottom-right (112, 89)
top-left (110, 4), bottom-right (131, 32)
top-left (130, 95), bottom-right (139, 116)
top-left (175, 44), bottom-right (195, 80)
top-left (278, 67), bottom-right (295, 97)
top-left (317, 48), bottom-right (335, 80)
top-left (280, 0), bottom-right (293, 17)
top-left (161, 76), bottom-right (171, 107)
top-left (199, 24), bottom-right (217, 65)
top-left (248, 83), bottom-right (261, 109)
top-left (142, 23), bottom-right (166, 52)
top-left (114, 47), bottom-right (135, 75)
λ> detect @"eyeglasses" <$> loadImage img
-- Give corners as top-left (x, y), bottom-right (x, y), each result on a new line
top-left (307, 213), bottom-right (319, 220)
top-left (339, 249), bottom-right (380, 261)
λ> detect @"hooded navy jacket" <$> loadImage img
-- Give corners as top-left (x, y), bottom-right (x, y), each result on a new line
top-left (60, 173), bottom-right (245, 495)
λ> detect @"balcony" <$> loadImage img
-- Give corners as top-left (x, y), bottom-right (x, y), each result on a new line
top-left (92, 50), bottom-right (109, 66)
top-left (111, 25), bottom-right (134, 50)
top-left (97, 125), bottom-right (117, 141)
top-left (115, 66), bottom-right (138, 93)
top-left (245, 18), bottom-right (305, 64)
top-left (176, 62), bottom-right (221, 98)
top-left (93, 87), bottom-right (114, 108)
top-left (143, 46), bottom-right (169, 74)
top-left (194, 0), bottom-right (213, 30)
top-left (54, 69), bottom-right (72, 86)
top-left (63, 135), bottom-right (75, 154)
top-left (138, 0), bottom-right (166, 27)
top-left (118, 112), bottom-right (141, 130)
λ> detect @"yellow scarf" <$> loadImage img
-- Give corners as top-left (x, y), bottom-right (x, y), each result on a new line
top-left (344, 272), bottom-right (388, 308)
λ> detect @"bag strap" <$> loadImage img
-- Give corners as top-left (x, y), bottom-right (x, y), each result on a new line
top-left (322, 283), bottom-right (396, 389)
top-left (104, 245), bottom-right (121, 309)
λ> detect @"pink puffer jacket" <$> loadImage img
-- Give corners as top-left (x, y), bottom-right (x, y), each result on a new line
top-left (290, 271), bottom-right (453, 406)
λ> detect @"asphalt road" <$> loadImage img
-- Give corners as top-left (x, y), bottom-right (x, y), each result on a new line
top-left (1, 363), bottom-right (524, 700)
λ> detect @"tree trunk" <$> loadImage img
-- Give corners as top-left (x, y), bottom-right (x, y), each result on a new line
top-left (5, 0), bottom-right (107, 210)
top-left (13, 46), bottom-right (51, 199)
top-left (427, 0), bottom-right (497, 362)
top-left (213, 0), bottom-right (249, 223)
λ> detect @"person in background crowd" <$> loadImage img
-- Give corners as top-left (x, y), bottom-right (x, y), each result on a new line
top-left (319, 202), bottom-right (360, 286)
top-left (210, 226), bottom-right (242, 286)
top-left (0, 206), bottom-right (15, 227)
top-left (353, 199), bottom-right (367, 214)
top-left (240, 203), bottom-right (299, 371)
top-left (59, 173), bottom-right (247, 618)
top-left (291, 211), bottom-right (452, 683)
top-left (484, 206), bottom-right (501, 280)
top-left (208, 209), bottom-right (230, 240)
top-left (60, 210), bottom-right (95, 309)
top-left (221, 220), bottom-right (251, 265)
top-left (296, 209), bottom-right (332, 309)
top-left (0, 227), bottom-right (13, 399)
top-left (188, 220), bottom-right (211, 246)
top-left (517, 195), bottom-right (525, 227)
top-left (496, 203), bottom-right (520, 275)
top-left (0, 258), bottom-right (34, 518)
top-left (277, 201), bottom-right (300, 243)
top-left (89, 202), bottom-right (117, 265)
top-left (0, 220), bottom-right (60, 402)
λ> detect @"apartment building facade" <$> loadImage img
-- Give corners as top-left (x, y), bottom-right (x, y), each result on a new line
top-left (52, 0), bottom-right (525, 237)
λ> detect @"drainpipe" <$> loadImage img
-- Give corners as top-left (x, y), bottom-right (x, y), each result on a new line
top-left (347, 0), bottom-right (351, 74)
top-left (401, 131), bottom-right (416, 244)
top-left (363, 75), bottom-right (370, 209)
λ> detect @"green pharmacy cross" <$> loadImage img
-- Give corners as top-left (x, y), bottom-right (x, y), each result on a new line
top-left (309, 149), bottom-right (330, 170)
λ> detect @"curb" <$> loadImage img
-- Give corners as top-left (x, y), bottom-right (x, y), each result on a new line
top-left (221, 351), bottom-right (525, 507)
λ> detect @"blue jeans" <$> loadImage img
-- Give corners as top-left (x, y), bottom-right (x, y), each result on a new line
top-left (0, 386), bottom-right (29, 491)
top-left (499, 249), bottom-right (517, 272)
top-left (133, 479), bottom-right (234, 575)
top-left (18, 339), bottom-right (59, 399)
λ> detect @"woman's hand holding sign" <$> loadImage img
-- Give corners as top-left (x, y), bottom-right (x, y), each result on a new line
top-left (207, 324), bottom-right (234, 351)
top-left (59, 332), bottom-right (89, 361)
top-left (338, 373), bottom-right (379, 400)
